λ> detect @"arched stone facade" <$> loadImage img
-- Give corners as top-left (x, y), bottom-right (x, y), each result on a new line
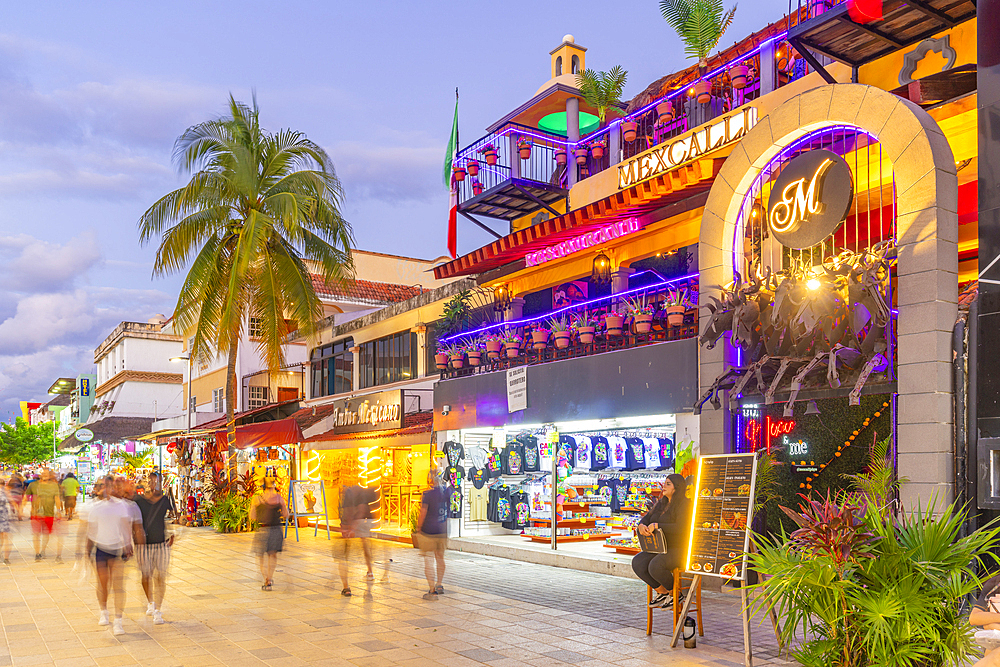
top-left (697, 83), bottom-right (959, 508)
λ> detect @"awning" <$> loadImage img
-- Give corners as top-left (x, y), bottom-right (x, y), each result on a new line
top-left (58, 416), bottom-right (155, 452)
top-left (302, 412), bottom-right (433, 452)
top-left (213, 418), bottom-right (304, 451)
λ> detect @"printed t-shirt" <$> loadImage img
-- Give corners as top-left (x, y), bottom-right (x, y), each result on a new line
top-left (608, 437), bottom-right (628, 469)
top-left (447, 486), bottom-right (462, 518)
top-left (26, 481), bottom-right (60, 517)
top-left (502, 444), bottom-right (524, 475)
top-left (468, 486), bottom-right (489, 521)
top-left (642, 438), bottom-right (662, 469)
top-left (659, 438), bottom-right (675, 470)
top-left (591, 437), bottom-right (610, 470)
top-left (597, 478), bottom-right (615, 508)
top-left (420, 487), bottom-right (448, 535)
top-left (559, 436), bottom-right (577, 468)
top-left (574, 436), bottom-right (592, 471)
top-left (625, 437), bottom-right (646, 470)
top-left (520, 436), bottom-right (540, 472)
top-left (467, 446), bottom-right (488, 469)
top-left (486, 449), bottom-right (503, 478)
top-left (444, 441), bottom-right (464, 468)
top-left (496, 488), bottom-right (512, 523)
top-left (470, 467), bottom-right (489, 490)
top-left (443, 466), bottom-right (463, 488)
top-left (507, 491), bottom-right (530, 530)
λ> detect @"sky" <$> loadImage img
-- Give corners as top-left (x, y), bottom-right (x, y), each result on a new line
top-left (0, 0), bottom-right (789, 421)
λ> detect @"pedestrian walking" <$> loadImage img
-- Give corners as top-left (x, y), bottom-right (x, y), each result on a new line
top-left (250, 478), bottom-right (287, 590)
top-left (61, 473), bottom-right (81, 520)
top-left (0, 477), bottom-right (13, 564)
top-left (25, 469), bottom-right (64, 562)
top-left (134, 472), bottom-right (175, 625)
top-left (7, 472), bottom-right (25, 521)
top-left (416, 470), bottom-right (448, 600)
top-left (85, 475), bottom-right (143, 636)
top-left (337, 484), bottom-right (376, 597)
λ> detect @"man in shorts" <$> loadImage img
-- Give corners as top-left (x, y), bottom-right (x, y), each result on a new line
top-left (416, 470), bottom-right (448, 600)
top-left (86, 475), bottom-right (143, 636)
top-left (134, 472), bottom-right (175, 624)
top-left (25, 469), bottom-right (63, 562)
top-left (61, 473), bottom-right (81, 520)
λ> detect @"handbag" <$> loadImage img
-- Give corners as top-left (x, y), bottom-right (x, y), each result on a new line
top-left (637, 527), bottom-right (668, 553)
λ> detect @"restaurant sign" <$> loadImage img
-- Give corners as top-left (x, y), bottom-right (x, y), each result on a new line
top-left (327, 389), bottom-right (403, 434)
top-left (525, 218), bottom-right (642, 267)
top-left (617, 106), bottom-right (757, 190)
top-left (767, 148), bottom-right (854, 249)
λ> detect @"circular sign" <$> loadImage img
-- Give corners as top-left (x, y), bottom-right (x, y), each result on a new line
top-left (74, 428), bottom-right (94, 443)
top-left (766, 149), bottom-right (854, 249)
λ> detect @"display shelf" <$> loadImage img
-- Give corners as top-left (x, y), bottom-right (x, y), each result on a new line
top-left (524, 533), bottom-right (613, 543)
top-left (529, 517), bottom-right (600, 527)
top-left (603, 544), bottom-right (641, 555)
top-left (540, 500), bottom-right (607, 508)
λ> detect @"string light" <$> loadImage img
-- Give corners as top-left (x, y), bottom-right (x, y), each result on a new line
top-left (799, 401), bottom-right (890, 490)
top-left (358, 446), bottom-right (382, 528)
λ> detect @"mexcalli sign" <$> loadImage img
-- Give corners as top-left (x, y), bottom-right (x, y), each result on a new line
top-left (617, 106), bottom-right (757, 190)
top-left (525, 218), bottom-right (642, 267)
top-left (766, 148), bottom-right (854, 249)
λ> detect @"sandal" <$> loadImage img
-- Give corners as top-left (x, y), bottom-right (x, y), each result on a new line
top-left (341, 588), bottom-right (352, 597)
top-left (262, 580), bottom-right (272, 591)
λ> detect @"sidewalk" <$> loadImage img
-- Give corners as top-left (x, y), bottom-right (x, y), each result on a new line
top-left (0, 519), bottom-right (790, 666)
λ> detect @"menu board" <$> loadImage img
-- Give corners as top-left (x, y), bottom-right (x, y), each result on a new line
top-left (686, 453), bottom-right (757, 580)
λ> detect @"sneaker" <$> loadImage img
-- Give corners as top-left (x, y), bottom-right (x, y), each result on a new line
top-left (153, 610), bottom-right (164, 625)
top-left (662, 592), bottom-right (685, 609)
top-left (364, 572), bottom-right (375, 581)
top-left (112, 618), bottom-right (125, 636)
top-left (55, 556), bottom-right (63, 564)
top-left (146, 602), bottom-right (155, 616)
top-left (98, 610), bottom-right (110, 626)
top-left (422, 592), bottom-right (438, 601)
top-left (648, 593), bottom-right (669, 608)
top-left (34, 554), bottom-right (41, 562)
top-left (3, 558), bottom-right (9, 565)
top-left (434, 585), bottom-right (444, 595)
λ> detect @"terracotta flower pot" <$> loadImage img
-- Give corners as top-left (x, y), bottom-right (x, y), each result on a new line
top-left (485, 339), bottom-right (503, 360)
top-left (693, 80), bottom-right (712, 104)
top-left (518, 146), bottom-right (531, 160)
top-left (467, 350), bottom-right (482, 366)
top-left (467, 160), bottom-right (479, 177)
top-left (483, 149), bottom-right (498, 165)
top-left (449, 354), bottom-right (464, 369)
top-left (434, 352), bottom-right (449, 370)
top-left (656, 101), bottom-right (674, 122)
top-left (530, 330), bottom-right (550, 350)
top-left (553, 331), bottom-right (571, 349)
top-left (605, 315), bottom-right (625, 336)
top-left (576, 326), bottom-right (596, 344)
top-left (621, 121), bottom-right (639, 143)
top-left (633, 313), bottom-right (653, 334)
top-left (472, 182), bottom-right (484, 196)
top-left (730, 65), bottom-right (749, 90)
top-left (555, 150), bottom-right (567, 165)
top-left (666, 305), bottom-right (686, 326)
top-left (504, 343), bottom-right (520, 358)
top-left (591, 145), bottom-right (605, 160)
top-left (574, 148), bottom-right (589, 165)
top-left (453, 167), bottom-right (466, 182)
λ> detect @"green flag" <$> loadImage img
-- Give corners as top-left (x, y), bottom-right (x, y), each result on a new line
top-left (443, 90), bottom-right (458, 187)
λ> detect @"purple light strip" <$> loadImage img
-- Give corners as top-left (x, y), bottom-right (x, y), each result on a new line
top-left (440, 272), bottom-right (699, 343)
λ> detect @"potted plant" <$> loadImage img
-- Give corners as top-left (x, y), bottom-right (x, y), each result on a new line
top-left (408, 505), bottom-right (421, 548)
top-left (466, 159), bottom-right (479, 177)
top-left (480, 143), bottom-right (499, 165)
top-left (434, 344), bottom-right (450, 370)
top-left (625, 295), bottom-right (655, 333)
top-left (576, 66), bottom-right (628, 125)
top-left (517, 138), bottom-right (533, 160)
top-left (574, 147), bottom-right (589, 165)
top-left (729, 64), bottom-right (750, 89)
top-left (621, 120), bottom-right (639, 143)
top-left (550, 317), bottom-right (572, 349)
top-left (448, 345), bottom-right (464, 369)
top-left (572, 312), bottom-right (598, 344)
top-left (664, 287), bottom-right (689, 326)
top-left (484, 333), bottom-right (504, 360)
top-left (661, 0), bottom-right (736, 101)
top-left (589, 138), bottom-right (607, 160)
top-left (453, 166), bottom-right (466, 182)
top-left (693, 79), bottom-right (712, 104)
top-left (530, 325), bottom-right (550, 350)
top-left (554, 148), bottom-right (567, 165)
top-left (465, 340), bottom-right (483, 366)
top-left (472, 180), bottom-right (484, 196)
top-left (604, 310), bottom-right (626, 336)
top-left (502, 330), bottom-right (521, 358)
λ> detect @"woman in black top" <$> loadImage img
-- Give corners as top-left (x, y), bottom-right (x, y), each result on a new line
top-left (631, 473), bottom-right (691, 608)
top-left (251, 478), bottom-right (288, 591)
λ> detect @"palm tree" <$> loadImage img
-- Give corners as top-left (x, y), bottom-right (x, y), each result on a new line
top-left (575, 66), bottom-right (628, 124)
top-left (138, 96), bottom-right (354, 474)
top-left (660, 0), bottom-right (737, 74)
top-left (119, 448), bottom-right (154, 476)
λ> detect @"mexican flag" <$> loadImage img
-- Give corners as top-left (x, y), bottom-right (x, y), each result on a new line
top-left (444, 92), bottom-right (459, 259)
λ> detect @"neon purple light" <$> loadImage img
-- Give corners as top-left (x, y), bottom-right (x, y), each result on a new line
top-left (439, 272), bottom-right (699, 343)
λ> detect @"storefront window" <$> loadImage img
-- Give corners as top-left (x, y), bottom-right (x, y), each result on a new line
top-left (311, 338), bottom-right (354, 398)
top-left (359, 331), bottom-right (417, 389)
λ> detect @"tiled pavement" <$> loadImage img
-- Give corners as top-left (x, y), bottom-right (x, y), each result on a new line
top-left (0, 519), bottom-right (793, 666)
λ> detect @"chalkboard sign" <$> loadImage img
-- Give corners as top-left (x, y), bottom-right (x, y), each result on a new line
top-left (685, 453), bottom-right (758, 580)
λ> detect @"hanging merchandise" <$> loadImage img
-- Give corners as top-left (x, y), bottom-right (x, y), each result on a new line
top-left (642, 437), bottom-right (662, 469)
top-left (485, 448), bottom-right (503, 478)
top-left (559, 435), bottom-right (577, 468)
top-left (608, 436), bottom-right (628, 469)
top-left (624, 437), bottom-right (646, 470)
top-left (444, 441), bottom-right (465, 467)
top-left (574, 436), bottom-right (593, 471)
top-left (501, 441), bottom-right (524, 475)
top-left (591, 436), bottom-right (610, 470)
top-left (519, 434), bottom-right (540, 472)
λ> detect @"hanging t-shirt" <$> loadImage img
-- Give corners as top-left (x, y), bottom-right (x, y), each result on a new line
top-left (502, 444), bottom-right (524, 475)
top-left (443, 466), bottom-right (463, 488)
top-left (510, 491), bottom-right (530, 530)
top-left (625, 437), bottom-right (646, 471)
top-left (521, 436), bottom-right (540, 472)
top-left (468, 446), bottom-right (488, 470)
top-left (468, 485), bottom-right (489, 521)
top-left (470, 467), bottom-right (489, 490)
top-left (574, 436), bottom-right (592, 471)
top-left (597, 478), bottom-right (615, 508)
top-left (485, 449), bottom-right (503, 478)
top-left (658, 438), bottom-right (675, 471)
top-left (538, 438), bottom-right (554, 472)
top-left (447, 485), bottom-right (462, 518)
top-left (613, 477), bottom-right (631, 512)
top-left (443, 441), bottom-right (464, 468)
top-left (559, 436), bottom-right (577, 468)
top-left (608, 436), bottom-right (628, 469)
top-left (591, 437), bottom-right (610, 470)
top-left (642, 437), bottom-right (662, 470)
top-left (496, 487), bottom-right (512, 523)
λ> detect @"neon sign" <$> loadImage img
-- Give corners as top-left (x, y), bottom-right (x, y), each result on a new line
top-left (769, 159), bottom-right (833, 234)
top-left (744, 416), bottom-right (795, 453)
top-left (524, 218), bottom-right (642, 267)
top-left (765, 148), bottom-right (854, 249)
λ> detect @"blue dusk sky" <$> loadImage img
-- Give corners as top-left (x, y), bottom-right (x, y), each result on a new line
top-left (0, 0), bottom-right (787, 419)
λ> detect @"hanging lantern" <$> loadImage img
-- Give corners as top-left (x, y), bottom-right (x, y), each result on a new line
top-left (591, 252), bottom-right (612, 285)
top-left (493, 284), bottom-right (512, 313)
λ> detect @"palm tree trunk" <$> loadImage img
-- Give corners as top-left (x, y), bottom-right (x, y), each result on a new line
top-left (225, 341), bottom-right (239, 488)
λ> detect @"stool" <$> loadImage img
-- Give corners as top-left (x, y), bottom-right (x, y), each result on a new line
top-left (646, 568), bottom-right (703, 637)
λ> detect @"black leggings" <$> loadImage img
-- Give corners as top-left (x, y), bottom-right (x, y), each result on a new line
top-left (631, 552), bottom-right (680, 590)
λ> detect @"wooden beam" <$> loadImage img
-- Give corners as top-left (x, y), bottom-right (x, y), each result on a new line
top-left (789, 35), bottom-right (839, 83)
top-left (897, 0), bottom-right (956, 27)
top-left (835, 15), bottom-right (904, 48)
top-left (905, 71), bottom-right (977, 104)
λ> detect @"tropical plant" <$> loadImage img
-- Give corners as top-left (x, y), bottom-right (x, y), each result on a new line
top-left (440, 290), bottom-right (473, 336)
top-left (664, 286), bottom-right (689, 307)
top-left (753, 450), bottom-right (781, 515)
top-left (118, 448), bottom-right (155, 476)
top-left (137, 96), bottom-right (354, 473)
top-left (625, 294), bottom-right (655, 315)
top-left (0, 418), bottom-right (55, 465)
top-left (660, 0), bottom-right (738, 72)
top-left (210, 493), bottom-right (254, 533)
top-left (841, 434), bottom-right (904, 514)
top-left (572, 312), bottom-right (599, 328)
top-left (549, 316), bottom-right (570, 332)
top-left (575, 66), bottom-right (628, 123)
top-left (238, 470), bottom-right (258, 499)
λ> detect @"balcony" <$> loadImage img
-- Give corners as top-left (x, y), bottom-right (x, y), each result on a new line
top-left (436, 273), bottom-right (698, 380)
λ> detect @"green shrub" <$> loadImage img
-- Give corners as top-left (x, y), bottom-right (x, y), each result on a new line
top-left (209, 494), bottom-right (254, 533)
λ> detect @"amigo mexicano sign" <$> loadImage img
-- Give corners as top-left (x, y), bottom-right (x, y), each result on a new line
top-left (617, 106), bottom-right (757, 190)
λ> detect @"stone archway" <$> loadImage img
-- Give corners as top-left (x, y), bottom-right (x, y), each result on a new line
top-left (697, 83), bottom-right (959, 508)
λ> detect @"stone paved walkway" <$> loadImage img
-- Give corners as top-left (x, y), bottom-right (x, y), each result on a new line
top-left (0, 520), bottom-right (792, 666)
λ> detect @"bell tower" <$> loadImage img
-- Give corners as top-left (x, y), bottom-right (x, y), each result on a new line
top-left (550, 35), bottom-right (586, 79)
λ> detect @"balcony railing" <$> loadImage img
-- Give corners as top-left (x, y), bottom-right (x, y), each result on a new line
top-left (436, 272), bottom-right (699, 379)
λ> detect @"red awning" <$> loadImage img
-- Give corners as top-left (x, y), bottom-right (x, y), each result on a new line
top-left (214, 418), bottom-right (303, 450)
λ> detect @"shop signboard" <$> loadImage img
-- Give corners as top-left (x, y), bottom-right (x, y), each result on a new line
top-left (766, 148), bottom-right (854, 249)
top-left (284, 480), bottom-right (331, 542)
top-left (506, 367), bottom-right (527, 413)
top-left (686, 453), bottom-right (758, 581)
top-left (325, 389), bottom-right (403, 434)
top-left (75, 428), bottom-right (94, 443)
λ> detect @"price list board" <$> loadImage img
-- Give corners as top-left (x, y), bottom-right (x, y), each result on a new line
top-left (686, 454), bottom-right (757, 580)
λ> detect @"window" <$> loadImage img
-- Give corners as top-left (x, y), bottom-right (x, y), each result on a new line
top-left (571, 55), bottom-right (580, 74)
top-left (248, 386), bottom-right (269, 409)
top-left (310, 338), bottom-right (354, 398)
top-left (358, 331), bottom-right (417, 390)
top-left (248, 317), bottom-right (263, 339)
top-left (212, 388), bottom-right (225, 413)
top-left (555, 56), bottom-right (563, 76)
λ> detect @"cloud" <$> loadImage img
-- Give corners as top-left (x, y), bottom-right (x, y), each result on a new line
top-left (333, 140), bottom-right (441, 204)
top-left (0, 232), bottom-right (101, 293)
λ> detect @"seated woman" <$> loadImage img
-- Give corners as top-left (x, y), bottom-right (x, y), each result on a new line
top-left (631, 473), bottom-right (691, 609)
top-left (970, 573), bottom-right (1000, 667)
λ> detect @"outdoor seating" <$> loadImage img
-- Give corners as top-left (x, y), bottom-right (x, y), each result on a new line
top-left (646, 569), bottom-right (703, 637)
